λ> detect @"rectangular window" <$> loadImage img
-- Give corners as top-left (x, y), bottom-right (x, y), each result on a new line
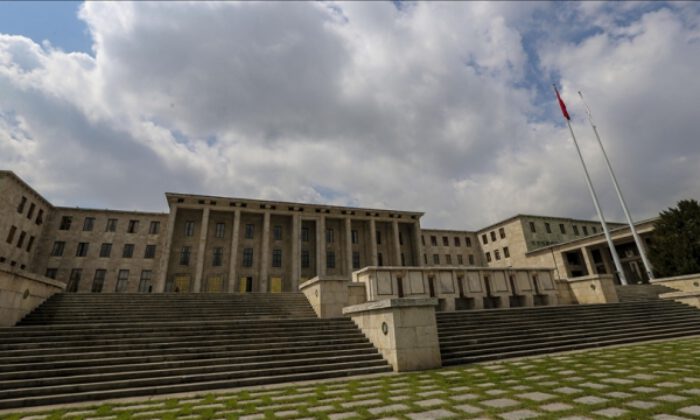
top-left (486, 252), bottom-right (492, 262)
top-left (592, 226), bottom-right (597, 233)
top-left (149, 221), bottom-right (160, 234)
top-left (83, 217), bottom-right (95, 231)
top-left (215, 222), bottom-right (226, 239)
top-left (76, 242), bottom-right (89, 257)
top-left (326, 228), bottom-right (334, 243)
top-left (529, 221), bottom-right (536, 233)
top-left (273, 225), bottom-right (282, 240)
top-left (242, 247), bottom-right (254, 267)
top-left (122, 244), bottom-right (134, 258)
top-left (457, 254), bottom-right (464, 265)
top-left (482, 234), bottom-right (488, 245)
top-left (92, 269), bottom-right (106, 293)
top-left (431, 236), bottom-right (437, 246)
top-left (51, 241), bottom-right (65, 256)
top-left (495, 249), bottom-right (501, 260)
top-left (180, 246), bottom-right (191, 265)
top-left (399, 232), bottom-right (403, 246)
top-left (144, 244), bottom-right (156, 259)
top-left (559, 223), bottom-right (566, 234)
top-left (301, 250), bottom-right (310, 268)
top-left (582, 226), bottom-right (589, 235)
top-left (468, 254), bottom-right (475, 265)
top-left (67, 268), bottom-right (81, 293)
top-left (421, 236), bottom-right (426, 246)
top-left (17, 196), bottom-right (27, 213)
top-left (36, 209), bottom-right (44, 225)
top-left (27, 203), bottom-right (35, 219)
top-left (351, 230), bottom-right (359, 244)
top-left (127, 220), bottom-right (139, 233)
top-left (16, 231), bottom-right (26, 248)
top-left (100, 243), bottom-right (112, 257)
top-left (244, 224), bottom-right (254, 239)
top-left (45, 268), bottom-right (57, 279)
top-left (115, 269), bottom-right (129, 293)
top-left (138, 270), bottom-right (153, 293)
top-left (26, 236), bottom-right (35, 252)
top-left (377, 252), bottom-right (383, 267)
top-left (433, 254), bottom-right (440, 265)
top-left (326, 251), bottom-right (336, 269)
top-left (503, 246), bottom-right (510, 258)
top-left (212, 247), bottom-right (224, 266)
top-left (6, 225), bottom-right (17, 244)
top-left (445, 254), bottom-right (452, 265)
top-left (545, 222), bottom-right (552, 234)
top-left (376, 230), bottom-right (381, 245)
top-left (465, 237), bottom-right (472, 247)
top-left (352, 251), bottom-right (360, 269)
top-left (59, 216), bottom-right (72, 230)
top-left (272, 249), bottom-right (282, 267)
top-left (301, 227), bottom-right (310, 242)
top-left (499, 227), bottom-right (506, 239)
top-left (442, 236), bottom-right (449, 246)
top-left (573, 225), bottom-right (579, 235)
top-left (185, 221), bottom-right (195, 237)
top-left (490, 231), bottom-right (497, 241)
top-left (454, 237), bottom-right (461, 247)
top-left (106, 218), bottom-right (117, 232)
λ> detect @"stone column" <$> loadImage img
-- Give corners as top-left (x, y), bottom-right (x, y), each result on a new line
top-left (345, 217), bottom-right (353, 276)
top-left (581, 246), bottom-right (596, 276)
top-left (392, 220), bottom-right (401, 266)
top-left (193, 207), bottom-right (210, 293)
top-left (291, 213), bottom-right (301, 291)
top-left (369, 218), bottom-right (378, 266)
top-left (156, 205), bottom-right (178, 292)
top-left (316, 215), bottom-right (326, 276)
top-left (259, 211), bottom-right (271, 292)
top-left (227, 209), bottom-right (241, 293)
top-left (413, 221), bottom-right (424, 266)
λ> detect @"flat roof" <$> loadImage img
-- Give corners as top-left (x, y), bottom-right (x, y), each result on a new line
top-left (476, 213), bottom-right (625, 234)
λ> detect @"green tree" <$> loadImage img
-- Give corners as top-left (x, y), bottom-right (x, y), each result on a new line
top-left (648, 199), bottom-right (700, 277)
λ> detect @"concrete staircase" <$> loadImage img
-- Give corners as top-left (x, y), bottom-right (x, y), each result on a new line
top-left (615, 284), bottom-right (678, 301)
top-left (0, 293), bottom-right (391, 409)
top-left (437, 300), bottom-right (700, 366)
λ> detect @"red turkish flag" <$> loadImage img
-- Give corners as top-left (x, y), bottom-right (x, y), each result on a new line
top-left (554, 85), bottom-right (570, 120)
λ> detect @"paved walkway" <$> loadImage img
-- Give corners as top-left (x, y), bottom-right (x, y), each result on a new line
top-left (4, 337), bottom-right (700, 419)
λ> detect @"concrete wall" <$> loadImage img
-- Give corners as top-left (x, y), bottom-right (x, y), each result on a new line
top-left (566, 274), bottom-right (619, 304)
top-left (652, 273), bottom-right (700, 292)
top-left (0, 267), bottom-right (65, 326)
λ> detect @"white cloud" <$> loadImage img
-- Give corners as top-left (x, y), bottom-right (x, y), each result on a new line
top-left (0, 2), bottom-right (698, 229)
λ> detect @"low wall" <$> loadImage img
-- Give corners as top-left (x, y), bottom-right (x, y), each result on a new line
top-left (566, 274), bottom-right (618, 304)
top-left (343, 298), bottom-right (441, 372)
top-left (299, 275), bottom-right (363, 318)
top-left (660, 291), bottom-right (700, 309)
top-left (0, 268), bottom-right (65, 327)
top-left (555, 279), bottom-right (577, 305)
top-left (651, 273), bottom-right (700, 292)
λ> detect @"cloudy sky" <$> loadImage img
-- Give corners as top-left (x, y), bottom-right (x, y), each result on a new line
top-left (1, 1), bottom-right (698, 230)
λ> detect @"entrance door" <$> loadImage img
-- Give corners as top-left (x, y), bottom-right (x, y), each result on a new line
top-left (205, 275), bottom-right (224, 292)
top-left (240, 276), bottom-right (253, 293)
top-left (270, 277), bottom-right (283, 293)
top-left (174, 275), bottom-right (191, 293)
top-left (428, 276), bottom-right (436, 298)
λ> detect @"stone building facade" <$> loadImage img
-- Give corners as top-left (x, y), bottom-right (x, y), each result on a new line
top-left (1, 170), bottom-right (651, 292)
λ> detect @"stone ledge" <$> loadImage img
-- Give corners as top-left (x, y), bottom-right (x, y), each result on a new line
top-left (343, 298), bottom-right (438, 315)
top-left (0, 267), bottom-right (65, 289)
top-left (651, 273), bottom-right (700, 284)
top-left (566, 274), bottom-right (614, 284)
top-left (660, 291), bottom-right (700, 299)
top-left (298, 275), bottom-right (350, 290)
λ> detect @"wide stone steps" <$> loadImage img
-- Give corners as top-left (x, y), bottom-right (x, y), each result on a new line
top-left (437, 300), bottom-right (700, 366)
top-left (0, 293), bottom-right (391, 409)
top-left (615, 284), bottom-right (678, 301)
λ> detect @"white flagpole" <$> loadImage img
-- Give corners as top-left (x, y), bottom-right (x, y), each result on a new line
top-left (578, 91), bottom-right (654, 281)
top-left (553, 85), bottom-right (628, 285)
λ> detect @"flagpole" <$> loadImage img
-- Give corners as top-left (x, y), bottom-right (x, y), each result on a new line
top-left (553, 85), bottom-right (628, 285)
top-left (578, 91), bottom-right (654, 281)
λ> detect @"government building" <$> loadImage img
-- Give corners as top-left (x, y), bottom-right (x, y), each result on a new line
top-left (1, 169), bottom-right (655, 294)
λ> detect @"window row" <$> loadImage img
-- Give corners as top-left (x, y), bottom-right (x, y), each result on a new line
top-left (54, 268), bottom-right (153, 293)
top-left (59, 216), bottom-right (161, 234)
top-left (481, 227), bottom-right (506, 245)
top-left (425, 253), bottom-right (476, 266)
top-left (4, 226), bottom-right (35, 253)
top-left (50, 241), bottom-right (157, 259)
top-left (485, 247), bottom-right (510, 262)
top-left (527, 221), bottom-right (598, 236)
top-left (16, 195), bottom-right (44, 225)
top-left (423, 235), bottom-right (473, 248)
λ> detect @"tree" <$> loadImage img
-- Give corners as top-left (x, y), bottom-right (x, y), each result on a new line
top-left (647, 199), bottom-right (700, 277)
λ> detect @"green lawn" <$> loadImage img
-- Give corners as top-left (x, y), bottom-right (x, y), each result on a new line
top-left (3, 337), bottom-right (700, 419)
